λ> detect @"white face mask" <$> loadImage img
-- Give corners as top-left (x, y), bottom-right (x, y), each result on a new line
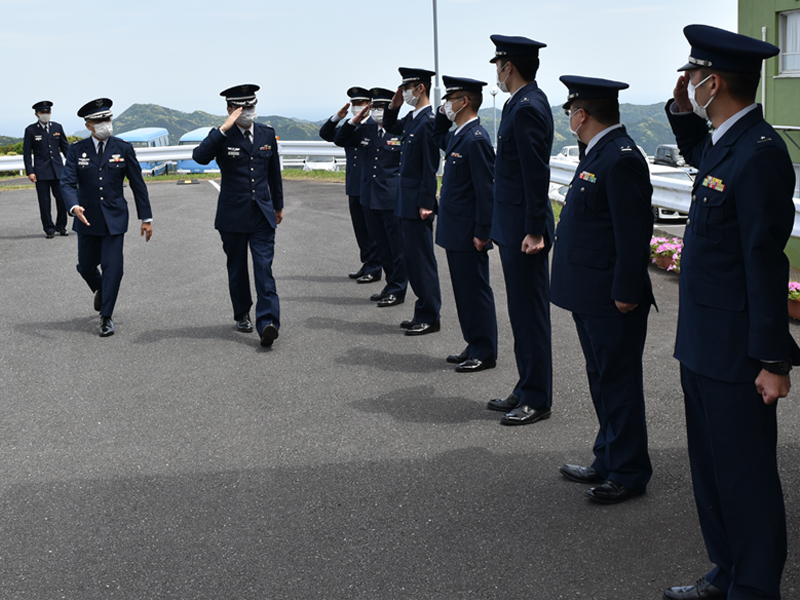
top-left (38, 113), bottom-right (51, 124)
top-left (91, 121), bottom-right (113, 140)
top-left (351, 104), bottom-right (366, 117)
top-left (444, 99), bottom-right (465, 123)
top-left (568, 109), bottom-right (583, 142)
top-left (687, 74), bottom-right (715, 120)
top-left (370, 108), bottom-right (385, 124)
top-left (497, 63), bottom-right (511, 93)
top-left (403, 86), bottom-right (419, 108)
top-left (236, 107), bottom-right (257, 127)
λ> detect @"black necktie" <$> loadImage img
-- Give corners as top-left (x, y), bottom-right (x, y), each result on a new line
top-left (703, 137), bottom-right (713, 159)
top-left (243, 130), bottom-right (252, 151)
top-left (97, 141), bottom-right (104, 159)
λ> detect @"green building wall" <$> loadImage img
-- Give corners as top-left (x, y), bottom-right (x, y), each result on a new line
top-left (739, 1), bottom-right (800, 269)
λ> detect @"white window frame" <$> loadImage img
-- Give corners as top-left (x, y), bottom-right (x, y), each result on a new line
top-left (794, 164), bottom-right (800, 200)
top-left (779, 10), bottom-right (800, 75)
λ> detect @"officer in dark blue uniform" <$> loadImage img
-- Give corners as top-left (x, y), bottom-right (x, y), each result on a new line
top-left (335, 88), bottom-right (407, 308)
top-left (431, 76), bottom-right (497, 373)
top-left (382, 68), bottom-right (442, 335)
top-left (23, 101), bottom-right (70, 238)
top-left (61, 98), bottom-right (153, 337)
top-left (484, 35), bottom-right (555, 425)
top-left (319, 87), bottom-right (381, 283)
top-left (551, 76), bottom-right (654, 505)
top-left (662, 25), bottom-right (799, 600)
top-left (192, 84), bottom-right (284, 348)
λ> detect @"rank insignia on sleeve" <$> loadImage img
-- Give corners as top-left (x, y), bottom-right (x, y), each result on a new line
top-left (701, 175), bottom-right (725, 192)
top-left (578, 171), bottom-right (597, 183)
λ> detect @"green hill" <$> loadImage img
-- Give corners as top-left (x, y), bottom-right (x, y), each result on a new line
top-left (111, 104), bottom-right (324, 143)
top-left (477, 101), bottom-right (674, 155)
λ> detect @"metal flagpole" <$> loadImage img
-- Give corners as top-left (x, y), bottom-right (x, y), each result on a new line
top-left (432, 0), bottom-right (442, 108)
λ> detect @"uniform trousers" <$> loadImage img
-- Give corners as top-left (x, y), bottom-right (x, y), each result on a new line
top-left (572, 307), bottom-right (652, 492)
top-left (35, 179), bottom-right (67, 233)
top-left (219, 223), bottom-right (279, 335)
top-left (348, 195), bottom-right (380, 276)
top-left (446, 249), bottom-right (497, 361)
top-left (367, 208), bottom-right (407, 298)
top-left (498, 244), bottom-right (552, 409)
top-left (680, 364), bottom-right (786, 600)
top-left (76, 233), bottom-right (124, 318)
top-left (400, 217), bottom-right (441, 324)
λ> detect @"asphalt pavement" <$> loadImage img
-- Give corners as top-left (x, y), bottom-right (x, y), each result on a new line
top-left (1, 179), bottom-right (799, 600)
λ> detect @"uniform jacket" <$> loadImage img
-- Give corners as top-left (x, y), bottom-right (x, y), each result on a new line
top-left (320, 117), bottom-right (363, 197)
top-left (667, 100), bottom-right (800, 381)
top-left (61, 136), bottom-right (152, 237)
top-left (383, 104), bottom-right (439, 219)
top-left (23, 121), bottom-right (70, 180)
top-left (431, 111), bottom-right (495, 252)
top-left (192, 123), bottom-right (283, 232)
top-left (335, 119), bottom-right (402, 212)
top-left (491, 81), bottom-right (555, 250)
top-left (551, 126), bottom-right (654, 317)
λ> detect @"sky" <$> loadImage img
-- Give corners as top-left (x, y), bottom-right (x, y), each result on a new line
top-left (0, 0), bottom-right (737, 138)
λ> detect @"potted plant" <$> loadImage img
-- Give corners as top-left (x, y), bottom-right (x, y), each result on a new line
top-left (650, 236), bottom-right (683, 273)
top-left (788, 282), bottom-right (800, 320)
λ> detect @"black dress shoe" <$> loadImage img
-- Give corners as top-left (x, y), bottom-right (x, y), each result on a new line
top-left (93, 289), bottom-right (103, 312)
top-left (559, 464), bottom-right (605, 484)
top-left (487, 393), bottom-right (519, 412)
top-left (45, 231), bottom-right (55, 239)
top-left (405, 321), bottom-right (440, 336)
top-left (370, 290), bottom-right (388, 302)
top-left (585, 480), bottom-right (642, 504)
top-left (349, 268), bottom-right (366, 279)
top-left (400, 319), bottom-right (417, 329)
top-left (377, 294), bottom-right (404, 307)
top-left (236, 314), bottom-right (253, 333)
top-left (260, 324), bottom-right (279, 347)
top-left (100, 316), bottom-right (114, 337)
top-left (356, 273), bottom-right (380, 284)
top-left (57, 229), bottom-right (69, 236)
top-left (446, 349), bottom-right (469, 364)
top-left (663, 577), bottom-right (726, 600)
top-left (455, 358), bottom-right (496, 373)
top-left (500, 405), bottom-right (551, 426)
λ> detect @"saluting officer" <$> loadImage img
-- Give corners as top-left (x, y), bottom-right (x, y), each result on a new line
top-left (661, 25), bottom-right (799, 600)
top-left (61, 98), bottom-right (153, 337)
top-left (431, 76), bottom-right (497, 373)
top-left (382, 67), bottom-right (443, 336)
top-left (23, 101), bottom-right (70, 238)
top-left (551, 76), bottom-right (655, 505)
top-left (335, 88), bottom-right (408, 308)
top-left (193, 85), bottom-right (284, 348)
top-left (485, 35), bottom-right (555, 425)
top-left (319, 87), bottom-right (381, 284)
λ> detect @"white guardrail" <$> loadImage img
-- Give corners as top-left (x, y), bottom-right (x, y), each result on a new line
top-left (550, 156), bottom-right (800, 239)
top-left (3, 144), bottom-right (799, 239)
top-left (0, 141), bottom-right (346, 173)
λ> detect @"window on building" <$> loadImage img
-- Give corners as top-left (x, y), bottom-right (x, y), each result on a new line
top-left (780, 10), bottom-right (800, 74)
top-left (794, 164), bottom-right (800, 199)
